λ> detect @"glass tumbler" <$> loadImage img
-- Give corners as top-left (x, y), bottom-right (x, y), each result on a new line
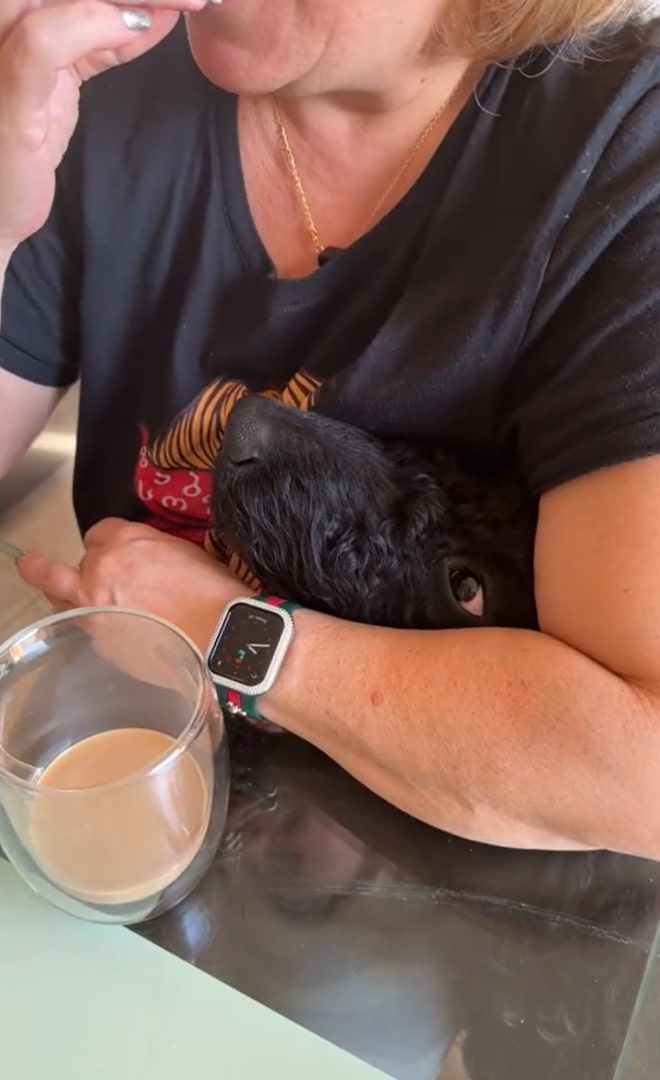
top-left (0, 607), bottom-right (229, 925)
top-left (0, 542), bottom-right (52, 641)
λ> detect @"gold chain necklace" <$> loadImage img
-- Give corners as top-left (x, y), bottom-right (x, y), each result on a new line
top-left (273, 70), bottom-right (471, 266)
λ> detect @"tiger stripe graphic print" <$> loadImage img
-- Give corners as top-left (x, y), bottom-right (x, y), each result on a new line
top-left (133, 370), bottom-right (322, 589)
top-left (148, 371), bottom-right (321, 471)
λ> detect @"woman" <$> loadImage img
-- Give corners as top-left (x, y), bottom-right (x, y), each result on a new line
top-left (1, 0), bottom-right (660, 858)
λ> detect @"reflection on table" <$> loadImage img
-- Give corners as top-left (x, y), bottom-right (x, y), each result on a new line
top-left (140, 724), bottom-right (660, 1080)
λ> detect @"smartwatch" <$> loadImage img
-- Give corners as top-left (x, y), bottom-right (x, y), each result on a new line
top-left (205, 594), bottom-right (301, 727)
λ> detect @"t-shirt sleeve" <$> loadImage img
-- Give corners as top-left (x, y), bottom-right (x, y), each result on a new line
top-left (511, 85), bottom-right (660, 497)
top-left (0, 152), bottom-right (81, 389)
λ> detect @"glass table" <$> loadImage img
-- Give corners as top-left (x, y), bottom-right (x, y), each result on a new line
top-left (136, 725), bottom-right (660, 1080)
top-left (614, 918), bottom-right (660, 1080)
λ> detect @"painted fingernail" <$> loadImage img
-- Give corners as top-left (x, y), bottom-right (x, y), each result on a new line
top-left (121, 9), bottom-right (152, 31)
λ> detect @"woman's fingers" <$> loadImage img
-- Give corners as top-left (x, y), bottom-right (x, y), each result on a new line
top-left (1, 2), bottom-right (156, 116)
top-left (0, 0), bottom-right (206, 50)
top-left (17, 552), bottom-right (83, 608)
top-left (99, 0), bottom-right (209, 10)
top-left (3, 0), bottom-right (206, 29)
top-left (0, 0), bottom-right (38, 45)
top-left (0, 0), bottom-right (207, 250)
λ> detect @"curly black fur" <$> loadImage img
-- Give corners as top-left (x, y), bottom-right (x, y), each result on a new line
top-left (212, 396), bottom-right (538, 631)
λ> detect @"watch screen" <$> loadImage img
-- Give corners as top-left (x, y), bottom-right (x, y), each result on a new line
top-left (208, 603), bottom-right (284, 687)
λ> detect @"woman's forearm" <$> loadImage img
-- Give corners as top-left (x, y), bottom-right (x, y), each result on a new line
top-left (263, 613), bottom-right (660, 858)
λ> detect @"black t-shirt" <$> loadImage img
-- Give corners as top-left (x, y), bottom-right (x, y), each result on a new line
top-left (3, 22), bottom-right (660, 548)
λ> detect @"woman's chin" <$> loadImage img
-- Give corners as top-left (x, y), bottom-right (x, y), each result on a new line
top-left (185, 6), bottom-right (317, 96)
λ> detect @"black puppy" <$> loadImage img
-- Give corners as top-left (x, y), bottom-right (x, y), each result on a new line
top-left (212, 396), bottom-right (538, 631)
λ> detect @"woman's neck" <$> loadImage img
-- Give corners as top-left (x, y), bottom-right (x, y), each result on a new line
top-left (239, 57), bottom-right (480, 278)
top-left (276, 55), bottom-right (476, 139)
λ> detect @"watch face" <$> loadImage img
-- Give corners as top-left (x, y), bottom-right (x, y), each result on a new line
top-left (207, 602), bottom-right (285, 688)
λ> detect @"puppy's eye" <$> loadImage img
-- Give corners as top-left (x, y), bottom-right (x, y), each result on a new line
top-left (448, 565), bottom-right (484, 618)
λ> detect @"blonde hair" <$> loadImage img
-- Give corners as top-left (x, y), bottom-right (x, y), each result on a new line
top-left (439, 0), bottom-right (660, 61)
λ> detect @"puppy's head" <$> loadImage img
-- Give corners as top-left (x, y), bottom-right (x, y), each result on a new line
top-left (212, 396), bottom-right (537, 630)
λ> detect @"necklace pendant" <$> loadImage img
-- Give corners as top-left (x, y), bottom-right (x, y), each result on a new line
top-left (317, 246), bottom-right (343, 267)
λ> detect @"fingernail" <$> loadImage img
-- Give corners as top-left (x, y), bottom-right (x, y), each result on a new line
top-left (122, 9), bottom-right (152, 31)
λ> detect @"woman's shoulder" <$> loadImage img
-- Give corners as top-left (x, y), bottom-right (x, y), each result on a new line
top-left (484, 19), bottom-right (660, 127)
top-left (520, 17), bottom-right (660, 82)
top-left (461, 19), bottom-right (660, 233)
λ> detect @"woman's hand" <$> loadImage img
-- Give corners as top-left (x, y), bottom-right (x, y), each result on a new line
top-left (17, 518), bottom-right (249, 651)
top-left (0, 0), bottom-right (206, 253)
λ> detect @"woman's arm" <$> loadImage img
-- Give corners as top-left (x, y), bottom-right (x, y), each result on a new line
top-left (0, 4), bottom-right (197, 477)
top-left (260, 455), bottom-right (660, 858)
top-left (19, 455), bottom-right (660, 860)
top-left (0, 252), bottom-right (65, 477)
top-left (0, 367), bottom-right (68, 479)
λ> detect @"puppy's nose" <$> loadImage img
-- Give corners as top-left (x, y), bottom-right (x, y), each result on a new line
top-left (223, 396), bottom-right (273, 465)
